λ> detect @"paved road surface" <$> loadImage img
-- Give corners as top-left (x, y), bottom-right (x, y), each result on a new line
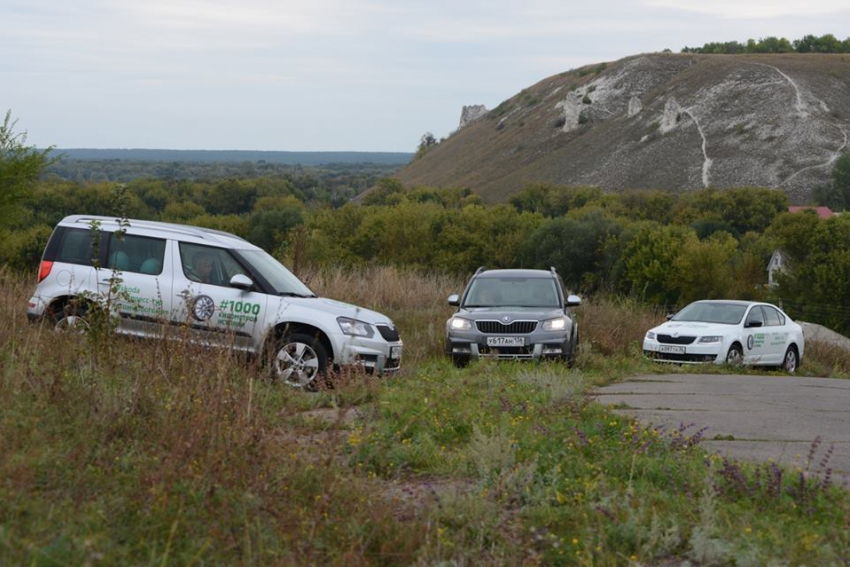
top-left (595, 374), bottom-right (850, 483)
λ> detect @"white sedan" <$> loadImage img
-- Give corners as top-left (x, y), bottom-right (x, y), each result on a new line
top-left (642, 300), bottom-right (804, 373)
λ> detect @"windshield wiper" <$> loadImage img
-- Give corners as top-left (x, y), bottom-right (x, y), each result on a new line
top-left (280, 292), bottom-right (316, 298)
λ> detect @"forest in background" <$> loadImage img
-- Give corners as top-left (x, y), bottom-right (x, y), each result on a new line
top-left (3, 111), bottom-right (850, 335)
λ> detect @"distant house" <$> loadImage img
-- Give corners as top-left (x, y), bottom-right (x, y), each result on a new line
top-left (767, 250), bottom-right (788, 287)
top-left (787, 206), bottom-right (835, 219)
top-left (767, 207), bottom-right (836, 286)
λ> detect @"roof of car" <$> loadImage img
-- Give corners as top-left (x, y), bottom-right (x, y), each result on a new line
top-left (59, 215), bottom-right (258, 249)
top-left (475, 269), bottom-right (555, 279)
top-left (691, 300), bottom-right (786, 311)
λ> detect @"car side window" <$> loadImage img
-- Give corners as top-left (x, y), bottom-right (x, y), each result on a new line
top-left (745, 306), bottom-right (766, 327)
top-left (106, 234), bottom-right (166, 275)
top-left (179, 242), bottom-right (248, 287)
top-left (763, 306), bottom-right (783, 327)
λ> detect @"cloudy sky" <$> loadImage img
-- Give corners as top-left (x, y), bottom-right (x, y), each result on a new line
top-left (3, 0), bottom-right (848, 151)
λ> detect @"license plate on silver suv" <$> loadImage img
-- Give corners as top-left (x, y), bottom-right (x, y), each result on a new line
top-left (486, 336), bottom-right (525, 347)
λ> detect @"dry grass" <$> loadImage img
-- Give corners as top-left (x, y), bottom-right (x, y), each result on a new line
top-left (802, 340), bottom-right (850, 378)
top-left (300, 266), bottom-right (463, 363)
top-left (577, 294), bottom-right (666, 357)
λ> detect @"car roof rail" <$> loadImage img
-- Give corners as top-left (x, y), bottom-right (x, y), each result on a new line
top-left (473, 266), bottom-right (487, 276)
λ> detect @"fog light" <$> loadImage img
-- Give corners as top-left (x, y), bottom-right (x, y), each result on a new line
top-left (452, 345), bottom-right (471, 353)
top-left (543, 347), bottom-right (563, 354)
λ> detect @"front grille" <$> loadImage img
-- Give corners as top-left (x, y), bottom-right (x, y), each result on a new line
top-left (479, 345), bottom-right (535, 359)
top-left (645, 351), bottom-right (716, 363)
top-left (476, 320), bottom-right (538, 334)
top-left (376, 324), bottom-right (400, 342)
top-left (657, 334), bottom-right (696, 345)
top-left (480, 345), bottom-right (534, 355)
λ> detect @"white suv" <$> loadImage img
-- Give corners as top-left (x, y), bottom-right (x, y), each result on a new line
top-left (27, 215), bottom-right (402, 386)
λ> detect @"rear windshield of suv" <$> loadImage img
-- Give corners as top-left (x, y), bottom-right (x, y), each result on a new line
top-left (45, 227), bottom-right (96, 266)
top-left (464, 277), bottom-right (560, 308)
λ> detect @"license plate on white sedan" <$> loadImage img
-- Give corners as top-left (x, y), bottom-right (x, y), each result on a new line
top-left (487, 336), bottom-right (525, 347)
top-left (659, 345), bottom-right (685, 354)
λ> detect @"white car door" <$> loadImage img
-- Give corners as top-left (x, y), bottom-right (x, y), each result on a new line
top-left (97, 232), bottom-right (172, 338)
top-left (742, 306), bottom-right (770, 364)
top-left (762, 305), bottom-right (789, 364)
top-left (171, 242), bottom-right (268, 351)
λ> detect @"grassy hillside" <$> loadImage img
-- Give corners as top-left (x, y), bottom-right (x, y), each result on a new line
top-left (397, 53), bottom-right (850, 204)
top-left (2, 268), bottom-right (849, 565)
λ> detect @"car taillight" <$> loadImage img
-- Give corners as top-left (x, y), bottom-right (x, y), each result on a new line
top-left (38, 260), bottom-right (54, 283)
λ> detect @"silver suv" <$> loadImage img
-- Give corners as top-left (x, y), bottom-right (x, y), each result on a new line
top-left (27, 215), bottom-right (402, 386)
top-left (445, 268), bottom-right (581, 366)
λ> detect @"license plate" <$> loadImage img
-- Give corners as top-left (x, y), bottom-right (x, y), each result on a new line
top-left (390, 346), bottom-right (402, 359)
top-left (659, 345), bottom-right (685, 354)
top-left (487, 336), bottom-right (525, 347)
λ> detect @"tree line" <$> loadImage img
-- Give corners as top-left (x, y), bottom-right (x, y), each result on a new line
top-left (681, 34), bottom-right (850, 54)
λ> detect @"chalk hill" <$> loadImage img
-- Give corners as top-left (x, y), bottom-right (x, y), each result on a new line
top-left (396, 53), bottom-right (850, 204)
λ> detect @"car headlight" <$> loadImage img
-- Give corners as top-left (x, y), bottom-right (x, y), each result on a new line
top-left (698, 335), bottom-right (723, 343)
top-left (645, 331), bottom-right (656, 340)
top-left (542, 317), bottom-right (568, 332)
top-left (449, 317), bottom-right (472, 331)
top-left (337, 317), bottom-right (374, 338)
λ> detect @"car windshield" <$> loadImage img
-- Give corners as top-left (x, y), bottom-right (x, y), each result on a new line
top-left (672, 302), bottom-right (747, 325)
top-left (463, 277), bottom-right (560, 308)
top-left (235, 249), bottom-right (316, 297)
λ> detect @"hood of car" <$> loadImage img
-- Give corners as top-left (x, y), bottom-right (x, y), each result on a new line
top-left (285, 297), bottom-right (395, 327)
top-left (454, 307), bottom-right (566, 322)
top-left (649, 321), bottom-right (737, 336)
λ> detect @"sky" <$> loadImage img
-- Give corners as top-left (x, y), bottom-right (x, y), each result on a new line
top-left (2, 0), bottom-right (848, 152)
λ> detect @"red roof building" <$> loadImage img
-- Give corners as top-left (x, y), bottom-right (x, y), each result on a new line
top-left (787, 206), bottom-right (835, 219)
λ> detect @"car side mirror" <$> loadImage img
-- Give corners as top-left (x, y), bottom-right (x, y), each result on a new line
top-left (566, 294), bottom-right (582, 307)
top-left (745, 320), bottom-right (763, 328)
top-left (448, 294), bottom-right (460, 307)
top-left (230, 274), bottom-right (254, 290)
top-left (666, 314), bottom-right (675, 321)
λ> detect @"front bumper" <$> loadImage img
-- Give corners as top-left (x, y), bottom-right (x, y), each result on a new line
top-left (338, 335), bottom-right (403, 373)
top-left (642, 338), bottom-right (724, 364)
top-left (446, 330), bottom-right (570, 362)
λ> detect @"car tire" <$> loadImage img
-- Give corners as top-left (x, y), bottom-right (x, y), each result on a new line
top-left (725, 344), bottom-right (743, 366)
top-left (782, 346), bottom-right (799, 374)
top-left (451, 355), bottom-right (470, 368)
top-left (51, 301), bottom-right (90, 333)
top-left (270, 333), bottom-right (329, 389)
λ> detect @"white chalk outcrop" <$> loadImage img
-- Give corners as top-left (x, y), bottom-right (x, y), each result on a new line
top-left (459, 105), bottom-right (488, 129)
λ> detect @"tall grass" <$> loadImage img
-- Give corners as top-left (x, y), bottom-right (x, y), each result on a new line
top-left (0, 271), bottom-right (428, 565)
top-left (301, 266), bottom-right (462, 363)
top-left (2, 267), bottom-right (850, 565)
